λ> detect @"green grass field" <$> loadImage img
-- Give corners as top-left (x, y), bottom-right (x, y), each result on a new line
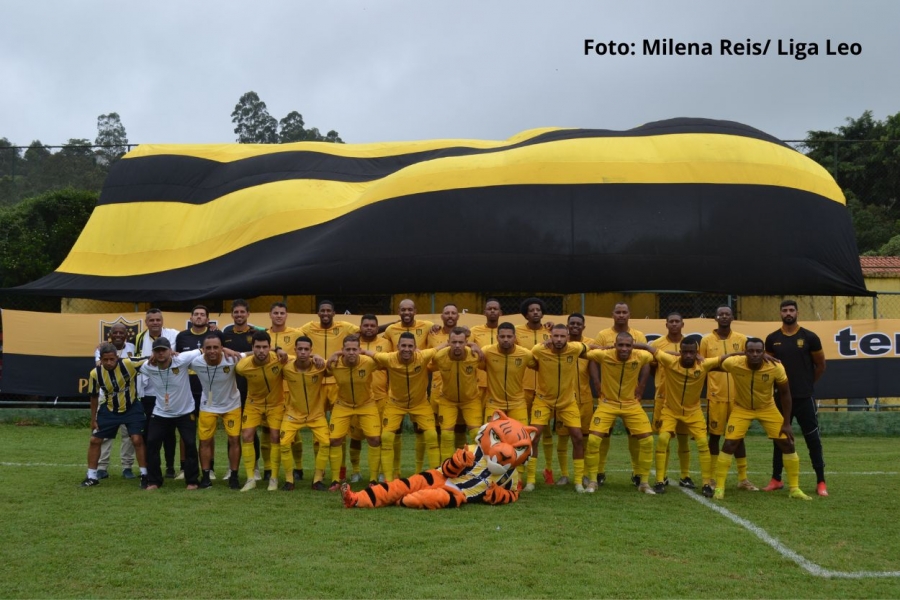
top-left (1, 424), bottom-right (899, 599)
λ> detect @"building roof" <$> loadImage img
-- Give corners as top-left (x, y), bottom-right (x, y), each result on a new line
top-left (861, 256), bottom-right (900, 277)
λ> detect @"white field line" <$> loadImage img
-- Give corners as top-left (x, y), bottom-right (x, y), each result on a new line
top-left (681, 487), bottom-right (900, 578)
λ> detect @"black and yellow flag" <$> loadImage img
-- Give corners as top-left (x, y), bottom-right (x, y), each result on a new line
top-left (14, 118), bottom-right (867, 300)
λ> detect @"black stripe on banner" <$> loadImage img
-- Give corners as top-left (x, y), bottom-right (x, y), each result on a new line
top-left (14, 183), bottom-right (866, 301)
top-left (1, 354), bottom-right (94, 396)
top-left (815, 358), bottom-right (900, 398)
top-left (99, 118), bottom-right (791, 206)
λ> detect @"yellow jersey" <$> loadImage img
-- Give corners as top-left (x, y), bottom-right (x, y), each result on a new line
top-left (654, 352), bottom-right (719, 415)
top-left (384, 319), bottom-right (433, 350)
top-left (515, 324), bottom-right (550, 392)
top-left (721, 356), bottom-right (788, 411)
top-left (531, 342), bottom-right (588, 408)
top-left (430, 347), bottom-right (481, 403)
top-left (281, 361), bottom-right (327, 421)
top-left (236, 353), bottom-right (284, 407)
top-left (373, 348), bottom-right (437, 408)
top-left (480, 344), bottom-right (537, 411)
top-left (595, 327), bottom-right (647, 346)
top-left (699, 330), bottom-right (747, 402)
top-left (328, 355), bottom-right (379, 409)
top-left (587, 348), bottom-right (654, 407)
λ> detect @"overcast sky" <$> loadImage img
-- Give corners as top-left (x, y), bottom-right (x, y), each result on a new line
top-left (3, 0), bottom-right (898, 148)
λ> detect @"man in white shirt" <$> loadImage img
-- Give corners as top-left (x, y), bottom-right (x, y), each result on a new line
top-left (134, 308), bottom-right (180, 478)
top-left (190, 333), bottom-right (243, 490)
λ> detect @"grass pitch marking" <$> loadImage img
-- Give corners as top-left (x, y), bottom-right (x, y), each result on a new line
top-left (681, 487), bottom-right (900, 579)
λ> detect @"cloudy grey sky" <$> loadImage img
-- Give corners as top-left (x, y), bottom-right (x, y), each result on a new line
top-left (3, 0), bottom-right (898, 147)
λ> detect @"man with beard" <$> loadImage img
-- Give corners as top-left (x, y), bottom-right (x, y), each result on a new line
top-left (354, 315), bottom-right (392, 481)
top-left (470, 299), bottom-right (503, 412)
top-left (515, 297), bottom-right (555, 484)
top-left (526, 324), bottom-right (589, 492)
top-left (430, 326), bottom-right (484, 460)
top-left (384, 299), bottom-right (434, 473)
top-left (94, 323), bottom-right (137, 480)
top-left (700, 306), bottom-right (757, 492)
top-left (764, 300), bottom-right (828, 496)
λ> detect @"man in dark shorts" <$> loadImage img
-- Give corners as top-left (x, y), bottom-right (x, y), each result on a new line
top-left (764, 300), bottom-right (828, 496)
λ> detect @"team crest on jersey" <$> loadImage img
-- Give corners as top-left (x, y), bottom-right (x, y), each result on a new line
top-left (358, 370), bottom-right (366, 378)
top-left (593, 416), bottom-right (601, 425)
top-left (414, 366), bottom-right (421, 373)
top-left (732, 343), bottom-right (741, 351)
top-left (172, 367), bottom-right (180, 375)
top-left (223, 366), bottom-right (231, 374)
top-left (542, 334), bottom-right (549, 341)
top-left (710, 419), bottom-right (718, 429)
top-left (797, 339), bottom-right (805, 348)
top-left (630, 361), bottom-right (638, 369)
top-left (284, 336), bottom-right (291, 344)
top-left (99, 316), bottom-right (141, 344)
top-left (333, 328), bottom-right (341, 336)
top-left (693, 370), bottom-right (702, 378)
top-left (727, 424), bottom-right (735, 434)
top-left (416, 328), bottom-right (423, 336)
top-left (312, 375), bottom-right (319, 383)
top-left (246, 334), bottom-right (253, 344)
top-left (227, 419), bottom-right (234, 428)
top-left (566, 356), bottom-right (573, 364)
top-left (762, 374), bottom-right (770, 382)
top-left (515, 358), bottom-right (522, 366)
top-left (376, 346), bottom-right (384, 352)
top-left (271, 366), bottom-right (280, 374)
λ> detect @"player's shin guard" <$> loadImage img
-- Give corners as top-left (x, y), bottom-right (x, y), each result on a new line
top-left (716, 452), bottom-right (734, 491)
top-left (423, 428), bottom-right (440, 470)
top-left (557, 433), bottom-right (570, 478)
top-left (573, 458), bottom-right (585, 485)
top-left (269, 441), bottom-right (281, 481)
top-left (585, 434), bottom-right (602, 480)
top-left (597, 435), bottom-right (611, 474)
top-left (329, 445), bottom-right (342, 483)
top-left (677, 433), bottom-right (691, 479)
top-left (695, 436), bottom-right (712, 484)
top-left (415, 432), bottom-right (425, 472)
top-left (637, 436), bottom-right (653, 480)
top-left (242, 441), bottom-right (256, 480)
top-left (526, 456), bottom-right (537, 484)
top-left (628, 435), bottom-right (640, 473)
top-left (783, 452), bottom-right (801, 490)
top-left (281, 443), bottom-right (294, 483)
top-left (440, 430), bottom-right (455, 463)
top-left (736, 456), bottom-right (749, 481)
top-left (367, 445), bottom-right (381, 482)
top-left (655, 431), bottom-right (672, 483)
top-left (381, 431), bottom-right (395, 481)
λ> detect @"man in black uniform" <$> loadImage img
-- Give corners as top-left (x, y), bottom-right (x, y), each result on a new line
top-left (764, 300), bottom-right (828, 496)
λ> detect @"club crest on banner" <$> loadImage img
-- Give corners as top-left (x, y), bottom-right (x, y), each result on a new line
top-left (99, 316), bottom-right (142, 344)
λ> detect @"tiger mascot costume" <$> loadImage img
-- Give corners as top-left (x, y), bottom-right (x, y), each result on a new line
top-left (341, 410), bottom-right (536, 509)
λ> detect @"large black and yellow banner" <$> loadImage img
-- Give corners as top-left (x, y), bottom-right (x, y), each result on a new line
top-left (12, 118), bottom-right (866, 300)
top-left (1, 310), bottom-right (896, 398)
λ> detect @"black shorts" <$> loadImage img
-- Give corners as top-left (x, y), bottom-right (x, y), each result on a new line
top-left (93, 403), bottom-right (145, 439)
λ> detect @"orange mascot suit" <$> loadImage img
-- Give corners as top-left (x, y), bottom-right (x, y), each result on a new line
top-left (341, 410), bottom-right (536, 509)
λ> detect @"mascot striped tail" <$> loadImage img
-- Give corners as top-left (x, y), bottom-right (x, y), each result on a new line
top-left (341, 410), bottom-right (537, 509)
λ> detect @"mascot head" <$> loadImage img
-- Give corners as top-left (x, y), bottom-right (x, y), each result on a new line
top-left (474, 410), bottom-right (537, 475)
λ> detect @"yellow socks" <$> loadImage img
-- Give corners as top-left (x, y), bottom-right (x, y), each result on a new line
top-left (329, 445), bottom-right (342, 483)
top-left (291, 437), bottom-right (303, 468)
top-left (585, 434), bottom-right (602, 480)
top-left (573, 458), bottom-right (585, 484)
top-left (423, 428), bottom-right (440, 469)
top-left (784, 452), bottom-right (801, 489)
top-left (392, 435), bottom-right (402, 478)
top-left (349, 444), bottom-right (361, 474)
top-left (715, 451), bottom-right (734, 492)
top-left (242, 441), bottom-right (256, 480)
top-left (655, 431), bottom-right (672, 483)
top-left (367, 445), bottom-right (382, 482)
top-left (695, 437), bottom-right (712, 484)
top-left (637, 436), bottom-right (653, 480)
top-left (542, 432), bottom-right (554, 471)
top-left (380, 430), bottom-right (395, 481)
top-left (440, 430), bottom-right (456, 463)
top-left (415, 432), bottom-right (425, 472)
top-left (281, 443), bottom-right (294, 482)
top-left (597, 435), bottom-right (611, 474)
top-left (677, 433), bottom-right (691, 479)
top-left (628, 435), bottom-right (640, 473)
top-left (269, 440), bottom-right (281, 481)
top-left (736, 456), bottom-right (749, 481)
top-left (261, 435), bottom-right (271, 471)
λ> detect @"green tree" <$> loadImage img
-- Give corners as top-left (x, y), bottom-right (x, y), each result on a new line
top-left (874, 233), bottom-right (900, 256)
top-left (802, 110), bottom-right (900, 253)
top-left (94, 112), bottom-right (129, 166)
top-left (231, 91), bottom-right (278, 143)
top-left (278, 111), bottom-right (307, 143)
top-left (0, 188), bottom-right (97, 288)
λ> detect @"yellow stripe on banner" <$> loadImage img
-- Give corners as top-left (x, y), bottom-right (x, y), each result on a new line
top-left (60, 134), bottom-right (843, 277)
top-left (123, 127), bottom-right (567, 162)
